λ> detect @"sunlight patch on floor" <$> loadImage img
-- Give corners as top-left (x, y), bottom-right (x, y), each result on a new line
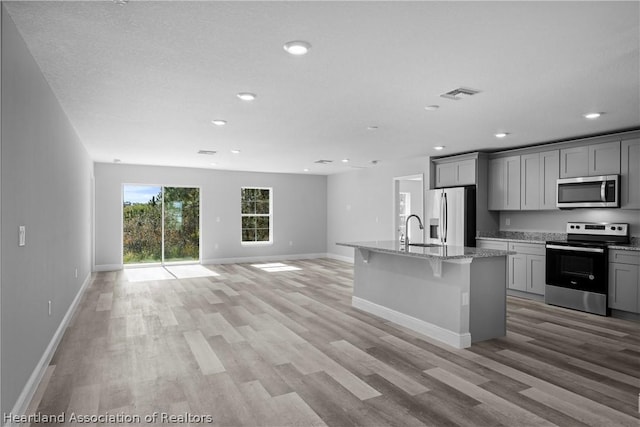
top-left (251, 262), bottom-right (302, 272)
top-left (124, 267), bottom-right (175, 282)
top-left (124, 265), bottom-right (220, 282)
top-left (166, 264), bottom-right (220, 279)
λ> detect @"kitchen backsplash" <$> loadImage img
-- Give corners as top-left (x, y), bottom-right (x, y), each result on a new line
top-left (498, 210), bottom-right (640, 237)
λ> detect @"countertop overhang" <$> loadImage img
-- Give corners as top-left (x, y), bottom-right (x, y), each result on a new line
top-left (337, 240), bottom-right (514, 260)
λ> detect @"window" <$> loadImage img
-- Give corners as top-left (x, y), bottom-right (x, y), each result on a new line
top-left (241, 187), bottom-right (272, 244)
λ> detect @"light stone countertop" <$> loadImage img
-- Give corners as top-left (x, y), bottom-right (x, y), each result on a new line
top-left (337, 240), bottom-right (515, 260)
top-left (476, 232), bottom-right (640, 251)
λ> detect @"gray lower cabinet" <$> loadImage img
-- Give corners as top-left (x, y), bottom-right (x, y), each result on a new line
top-left (476, 239), bottom-right (545, 296)
top-left (621, 138), bottom-right (640, 209)
top-left (608, 250), bottom-right (640, 313)
top-left (507, 242), bottom-right (545, 295)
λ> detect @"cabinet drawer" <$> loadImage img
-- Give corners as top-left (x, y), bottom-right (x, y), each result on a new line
top-left (609, 250), bottom-right (640, 265)
top-left (476, 240), bottom-right (508, 251)
top-left (508, 242), bottom-right (546, 255)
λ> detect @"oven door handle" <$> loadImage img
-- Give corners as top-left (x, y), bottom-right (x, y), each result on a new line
top-left (546, 244), bottom-right (605, 253)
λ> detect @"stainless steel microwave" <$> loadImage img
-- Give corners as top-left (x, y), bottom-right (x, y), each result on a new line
top-left (556, 175), bottom-right (619, 208)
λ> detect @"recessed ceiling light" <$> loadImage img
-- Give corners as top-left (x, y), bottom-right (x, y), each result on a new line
top-left (583, 112), bottom-right (602, 119)
top-left (434, 146), bottom-right (445, 151)
top-left (495, 132), bottom-right (509, 138)
top-left (303, 168), bottom-right (310, 172)
top-left (424, 105), bottom-right (440, 111)
top-left (283, 40), bottom-right (311, 56)
top-left (211, 119), bottom-right (227, 126)
top-left (231, 149), bottom-right (241, 154)
top-left (341, 158), bottom-right (349, 163)
top-left (210, 162), bottom-right (218, 166)
top-left (237, 92), bottom-right (256, 101)
top-left (113, 158), bottom-right (121, 163)
top-left (112, 0), bottom-right (129, 5)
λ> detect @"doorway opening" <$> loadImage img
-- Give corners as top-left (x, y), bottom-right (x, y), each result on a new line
top-left (123, 185), bottom-right (200, 266)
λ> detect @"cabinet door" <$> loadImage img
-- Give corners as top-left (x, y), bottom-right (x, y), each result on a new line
top-left (504, 156), bottom-right (521, 210)
top-left (520, 153), bottom-right (540, 210)
top-left (621, 138), bottom-right (640, 209)
top-left (540, 150), bottom-right (559, 210)
top-left (508, 254), bottom-right (527, 291)
top-left (456, 159), bottom-right (476, 185)
top-left (527, 254), bottom-right (546, 295)
top-left (589, 141), bottom-right (620, 176)
top-left (560, 146), bottom-right (588, 178)
top-left (435, 163), bottom-right (456, 188)
top-left (608, 263), bottom-right (639, 313)
top-left (488, 158), bottom-right (504, 210)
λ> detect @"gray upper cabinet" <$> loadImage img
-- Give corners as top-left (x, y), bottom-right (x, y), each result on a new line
top-left (520, 151), bottom-right (558, 211)
top-left (434, 158), bottom-right (476, 188)
top-left (488, 156), bottom-right (520, 210)
top-left (520, 153), bottom-right (540, 210)
top-left (621, 138), bottom-right (640, 209)
top-left (560, 141), bottom-right (620, 178)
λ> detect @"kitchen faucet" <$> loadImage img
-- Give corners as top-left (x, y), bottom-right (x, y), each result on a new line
top-left (404, 214), bottom-right (424, 246)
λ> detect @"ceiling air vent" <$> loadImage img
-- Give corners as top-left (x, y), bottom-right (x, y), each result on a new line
top-left (440, 87), bottom-right (481, 101)
top-left (314, 160), bottom-right (333, 164)
top-left (198, 150), bottom-right (217, 155)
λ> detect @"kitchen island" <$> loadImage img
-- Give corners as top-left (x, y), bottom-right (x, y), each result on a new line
top-left (337, 241), bottom-right (513, 348)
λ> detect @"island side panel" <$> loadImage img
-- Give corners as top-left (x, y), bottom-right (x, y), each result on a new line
top-left (352, 249), bottom-right (472, 347)
top-left (469, 256), bottom-right (507, 342)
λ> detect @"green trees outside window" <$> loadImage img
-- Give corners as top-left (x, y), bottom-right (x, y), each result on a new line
top-left (123, 185), bottom-right (200, 264)
top-left (241, 187), bottom-right (272, 243)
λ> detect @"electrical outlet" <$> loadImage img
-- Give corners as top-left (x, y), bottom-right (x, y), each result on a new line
top-left (289, 241), bottom-right (293, 246)
top-left (75, 268), bottom-right (78, 279)
top-left (19, 226), bottom-right (26, 246)
top-left (48, 300), bottom-right (52, 316)
top-left (505, 217), bottom-right (511, 226)
top-left (462, 292), bottom-right (469, 306)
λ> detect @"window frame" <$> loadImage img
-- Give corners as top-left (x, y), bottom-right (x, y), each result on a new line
top-left (240, 186), bottom-right (273, 245)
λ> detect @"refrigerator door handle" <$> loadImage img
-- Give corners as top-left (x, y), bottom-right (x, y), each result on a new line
top-left (439, 192), bottom-right (445, 244)
top-left (443, 193), bottom-right (448, 243)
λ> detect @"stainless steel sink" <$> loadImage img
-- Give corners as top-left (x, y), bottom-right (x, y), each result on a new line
top-left (407, 243), bottom-right (442, 248)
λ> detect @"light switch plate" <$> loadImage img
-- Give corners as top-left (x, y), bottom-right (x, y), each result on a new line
top-left (19, 226), bottom-right (26, 246)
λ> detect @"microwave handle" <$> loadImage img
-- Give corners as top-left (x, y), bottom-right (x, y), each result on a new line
top-left (600, 181), bottom-right (606, 202)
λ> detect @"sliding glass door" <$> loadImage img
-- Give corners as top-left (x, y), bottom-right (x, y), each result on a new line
top-left (123, 185), bottom-right (200, 265)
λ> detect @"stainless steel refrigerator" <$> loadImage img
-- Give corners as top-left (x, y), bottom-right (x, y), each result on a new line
top-left (425, 186), bottom-right (476, 247)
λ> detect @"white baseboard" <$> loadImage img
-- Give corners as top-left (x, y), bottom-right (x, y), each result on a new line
top-left (94, 263), bottom-right (122, 272)
top-left (6, 273), bottom-right (93, 426)
top-left (325, 253), bottom-right (354, 263)
top-left (352, 296), bottom-right (471, 349)
top-left (202, 252), bottom-right (327, 265)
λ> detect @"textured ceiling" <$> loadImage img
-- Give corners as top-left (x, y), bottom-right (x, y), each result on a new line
top-left (5, 1), bottom-right (640, 174)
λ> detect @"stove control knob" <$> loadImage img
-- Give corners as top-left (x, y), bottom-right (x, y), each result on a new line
top-left (611, 226), bottom-right (616, 231)
top-left (618, 226), bottom-right (623, 231)
top-left (576, 225), bottom-right (580, 229)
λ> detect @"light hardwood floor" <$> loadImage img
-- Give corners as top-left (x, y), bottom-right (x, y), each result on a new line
top-left (25, 259), bottom-right (640, 426)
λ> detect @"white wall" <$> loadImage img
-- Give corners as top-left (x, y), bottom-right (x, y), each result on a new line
top-left (1, 7), bottom-right (93, 416)
top-left (94, 163), bottom-right (327, 269)
top-left (326, 157), bottom-right (429, 260)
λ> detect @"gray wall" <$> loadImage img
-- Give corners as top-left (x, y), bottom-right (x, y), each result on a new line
top-left (327, 157), bottom-right (429, 260)
top-left (94, 163), bottom-right (327, 269)
top-left (1, 7), bottom-right (93, 416)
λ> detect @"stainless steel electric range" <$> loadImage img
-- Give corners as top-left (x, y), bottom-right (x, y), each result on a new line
top-left (545, 222), bottom-right (629, 316)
